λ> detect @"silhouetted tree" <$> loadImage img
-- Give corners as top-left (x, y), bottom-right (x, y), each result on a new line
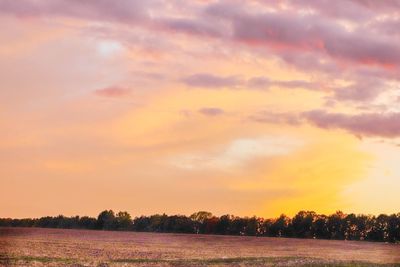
top-left (327, 211), bottom-right (346, 239)
top-left (216, 215), bottom-right (232, 235)
top-left (269, 214), bottom-right (292, 237)
top-left (190, 211), bottom-right (213, 234)
top-left (292, 211), bottom-right (316, 238)
top-left (132, 216), bottom-right (151, 231)
top-left (97, 210), bottom-right (116, 230)
top-left (79, 216), bottom-right (97, 229)
top-left (204, 216), bottom-right (219, 234)
top-left (243, 217), bottom-right (261, 236)
top-left (387, 213), bottom-right (400, 243)
top-left (367, 214), bottom-right (389, 242)
top-left (115, 211), bottom-right (132, 230)
top-left (313, 214), bottom-right (329, 239)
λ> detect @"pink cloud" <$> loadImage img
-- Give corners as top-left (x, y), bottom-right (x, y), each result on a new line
top-left (0, 0), bottom-right (153, 23)
top-left (229, 12), bottom-right (400, 69)
top-left (158, 17), bottom-right (224, 38)
top-left (250, 111), bottom-right (302, 126)
top-left (303, 110), bottom-right (400, 138)
top-left (350, 0), bottom-right (400, 11)
top-left (252, 109), bottom-right (400, 138)
top-left (183, 73), bottom-right (322, 91)
top-left (332, 79), bottom-right (385, 102)
top-left (182, 74), bottom-right (241, 89)
top-left (94, 86), bottom-right (130, 97)
top-left (199, 107), bottom-right (224, 116)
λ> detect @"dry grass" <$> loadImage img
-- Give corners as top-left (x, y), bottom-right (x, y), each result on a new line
top-left (1, 227), bottom-right (399, 266)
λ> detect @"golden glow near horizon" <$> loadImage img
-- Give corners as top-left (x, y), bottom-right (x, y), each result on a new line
top-left (1, 1), bottom-right (400, 218)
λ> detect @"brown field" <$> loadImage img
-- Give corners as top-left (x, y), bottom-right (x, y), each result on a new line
top-left (0, 227), bottom-right (399, 267)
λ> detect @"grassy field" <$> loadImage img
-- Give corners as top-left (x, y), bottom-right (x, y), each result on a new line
top-left (0, 227), bottom-right (399, 266)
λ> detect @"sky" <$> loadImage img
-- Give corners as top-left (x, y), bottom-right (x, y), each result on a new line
top-left (1, 0), bottom-right (400, 219)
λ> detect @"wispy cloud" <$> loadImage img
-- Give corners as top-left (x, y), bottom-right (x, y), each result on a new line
top-left (182, 73), bottom-right (241, 88)
top-left (199, 107), bottom-right (224, 116)
top-left (94, 86), bottom-right (131, 97)
top-left (251, 109), bottom-right (400, 138)
top-left (182, 73), bottom-right (322, 91)
top-left (303, 110), bottom-right (400, 138)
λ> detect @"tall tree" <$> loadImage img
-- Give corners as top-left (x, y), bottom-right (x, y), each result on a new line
top-left (97, 210), bottom-right (116, 230)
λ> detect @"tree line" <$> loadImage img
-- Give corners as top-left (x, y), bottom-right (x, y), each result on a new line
top-left (1, 210), bottom-right (399, 243)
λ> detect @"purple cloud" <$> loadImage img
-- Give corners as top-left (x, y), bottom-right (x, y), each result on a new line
top-left (303, 110), bottom-right (400, 138)
top-left (370, 18), bottom-right (400, 36)
top-left (287, 0), bottom-right (373, 21)
top-left (332, 79), bottom-right (384, 102)
top-left (94, 86), bottom-right (130, 97)
top-left (249, 111), bottom-right (301, 125)
top-left (272, 80), bottom-right (321, 90)
top-left (350, 0), bottom-right (400, 11)
top-left (248, 77), bottom-right (321, 90)
top-left (199, 108), bottom-right (224, 116)
top-left (251, 109), bottom-right (400, 138)
top-left (183, 73), bottom-right (322, 91)
top-left (182, 74), bottom-right (242, 88)
top-left (0, 0), bottom-right (153, 22)
top-left (247, 77), bottom-right (271, 88)
top-left (231, 12), bottom-right (400, 68)
top-left (159, 17), bottom-right (224, 38)
top-left (203, 1), bottom-right (400, 76)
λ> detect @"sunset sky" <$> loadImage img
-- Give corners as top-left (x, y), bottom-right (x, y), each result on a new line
top-left (1, 0), bottom-right (400, 219)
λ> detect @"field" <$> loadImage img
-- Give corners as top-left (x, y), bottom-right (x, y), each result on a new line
top-left (1, 228), bottom-right (399, 266)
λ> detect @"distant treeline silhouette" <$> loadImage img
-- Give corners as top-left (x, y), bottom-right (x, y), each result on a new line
top-left (1, 210), bottom-right (399, 243)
